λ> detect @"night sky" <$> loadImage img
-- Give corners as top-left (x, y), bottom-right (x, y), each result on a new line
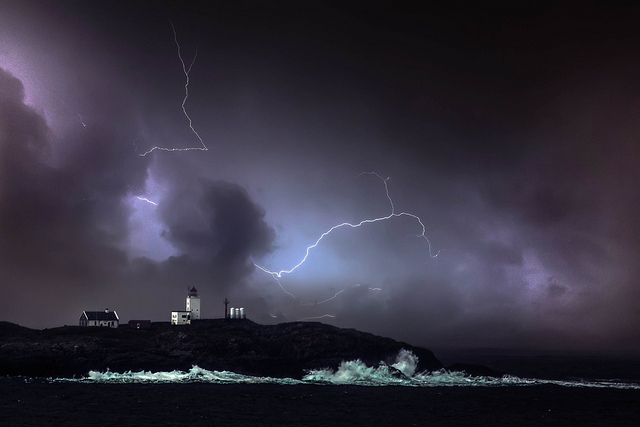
top-left (2, 1), bottom-right (640, 355)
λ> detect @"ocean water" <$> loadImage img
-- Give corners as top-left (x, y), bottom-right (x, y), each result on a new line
top-left (54, 349), bottom-right (640, 390)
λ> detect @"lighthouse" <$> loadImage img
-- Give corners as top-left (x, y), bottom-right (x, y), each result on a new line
top-left (186, 286), bottom-right (201, 320)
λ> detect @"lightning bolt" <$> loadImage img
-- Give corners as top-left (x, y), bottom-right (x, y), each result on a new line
top-left (300, 289), bottom-right (345, 306)
top-left (254, 172), bottom-right (438, 307)
top-left (296, 314), bottom-right (336, 321)
top-left (267, 274), bottom-right (298, 300)
top-left (254, 172), bottom-right (438, 279)
top-left (267, 285), bottom-right (382, 322)
top-left (139, 21), bottom-right (208, 156)
top-left (299, 284), bottom-right (382, 307)
top-left (136, 196), bottom-right (158, 206)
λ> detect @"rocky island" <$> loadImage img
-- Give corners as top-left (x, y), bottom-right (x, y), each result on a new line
top-left (0, 320), bottom-right (454, 379)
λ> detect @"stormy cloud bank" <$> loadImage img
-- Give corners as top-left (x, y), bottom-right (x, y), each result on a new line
top-left (0, 66), bottom-right (274, 326)
top-left (1, 1), bottom-right (640, 355)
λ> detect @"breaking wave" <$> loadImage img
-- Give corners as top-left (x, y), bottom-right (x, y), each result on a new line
top-left (55, 349), bottom-right (640, 389)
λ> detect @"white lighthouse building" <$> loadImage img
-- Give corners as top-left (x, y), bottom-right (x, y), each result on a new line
top-left (186, 286), bottom-right (201, 320)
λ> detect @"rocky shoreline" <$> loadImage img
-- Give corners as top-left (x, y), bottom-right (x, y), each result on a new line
top-left (0, 320), bottom-right (471, 379)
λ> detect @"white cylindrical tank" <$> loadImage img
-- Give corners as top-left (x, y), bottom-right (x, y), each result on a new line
top-left (240, 307), bottom-right (245, 319)
top-left (235, 308), bottom-right (240, 318)
top-left (229, 307), bottom-right (235, 319)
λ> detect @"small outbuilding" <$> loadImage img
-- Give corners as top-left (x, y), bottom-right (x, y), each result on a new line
top-left (171, 310), bottom-right (191, 325)
top-left (79, 309), bottom-right (119, 328)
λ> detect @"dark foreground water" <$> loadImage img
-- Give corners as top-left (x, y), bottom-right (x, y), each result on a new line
top-left (2, 378), bottom-right (640, 426)
top-left (3, 350), bottom-right (640, 425)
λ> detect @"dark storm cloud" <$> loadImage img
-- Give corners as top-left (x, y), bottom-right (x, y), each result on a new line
top-left (158, 179), bottom-right (275, 289)
top-left (0, 68), bottom-right (140, 283)
top-left (3, 0), bottom-right (640, 356)
top-left (229, 0), bottom-right (640, 351)
top-left (0, 67), bottom-right (146, 330)
top-left (0, 64), bottom-right (275, 325)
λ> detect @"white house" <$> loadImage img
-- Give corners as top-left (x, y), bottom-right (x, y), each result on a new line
top-left (79, 309), bottom-right (119, 328)
top-left (171, 310), bottom-right (191, 325)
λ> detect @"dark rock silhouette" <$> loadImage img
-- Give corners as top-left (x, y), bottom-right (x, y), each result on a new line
top-left (0, 320), bottom-right (444, 378)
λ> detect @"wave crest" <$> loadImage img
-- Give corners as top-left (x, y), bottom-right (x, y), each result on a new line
top-left (56, 350), bottom-right (640, 389)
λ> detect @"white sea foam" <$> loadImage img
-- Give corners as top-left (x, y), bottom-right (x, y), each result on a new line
top-left (83, 366), bottom-right (301, 385)
top-left (55, 350), bottom-right (640, 389)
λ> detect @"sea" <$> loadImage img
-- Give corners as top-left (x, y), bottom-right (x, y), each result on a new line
top-left (2, 349), bottom-right (640, 425)
top-left (49, 349), bottom-right (640, 389)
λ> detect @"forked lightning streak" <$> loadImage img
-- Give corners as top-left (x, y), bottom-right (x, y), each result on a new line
top-left (139, 21), bottom-right (208, 156)
top-left (136, 196), bottom-right (158, 206)
top-left (254, 172), bottom-right (439, 304)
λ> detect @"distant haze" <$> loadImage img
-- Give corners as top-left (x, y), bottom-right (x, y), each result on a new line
top-left (1, 1), bottom-right (640, 355)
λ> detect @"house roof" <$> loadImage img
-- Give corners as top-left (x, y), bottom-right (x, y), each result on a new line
top-left (80, 311), bottom-right (119, 321)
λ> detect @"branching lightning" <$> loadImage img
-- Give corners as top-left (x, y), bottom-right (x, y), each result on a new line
top-left (139, 21), bottom-right (208, 156)
top-left (254, 172), bottom-right (438, 279)
top-left (296, 314), bottom-right (337, 321)
top-left (136, 196), bottom-right (158, 206)
top-left (299, 284), bottom-right (382, 307)
top-left (300, 289), bottom-right (345, 306)
top-left (254, 172), bottom-right (438, 309)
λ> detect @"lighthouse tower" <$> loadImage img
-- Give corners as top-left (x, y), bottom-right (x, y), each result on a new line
top-left (186, 286), bottom-right (201, 320)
